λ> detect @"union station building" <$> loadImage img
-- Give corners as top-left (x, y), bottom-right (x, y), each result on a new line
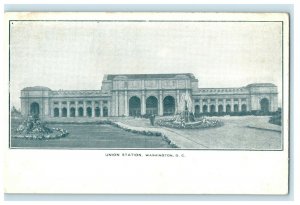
top-left (20, 73), bottom-right (278, 119)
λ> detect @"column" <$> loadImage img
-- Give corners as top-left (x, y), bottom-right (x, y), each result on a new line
top-left (107, 100), bottom-right (111, 116)
top-left (100, 100), bottom-right (103, 117)
top-left (92, 101), bottom-right (95, 117)
top-left (216, 99), bottom-right (219, 112)
top-left (116, 91), bottom-right (119, 116)
top-left (199, 98), bottom-right (203, 113)
top-left (223, 99), bottom-right (226, 112)
top-left (176, 90), bottom-right (180, 113)
top-left (75, 101), bottom-right (78, 117)
top-left (124, 90), bottom-right (128, 116)
top-left (207, 99), bottom-right (210, 112)
top-left (238, 98), bottom-right (242, 112)
top-left (67, 101), bottom-right (70, 117)
top-left (83, 101), bottom-right (87, 117)
top-left (59, 101), bottom-right (62, 117)
top-left (231, 98), bottom-right (234, 112)
top-left (141, 91), bottom-right (146, 115)
top-left (159, 91), bottom-right (163, 116)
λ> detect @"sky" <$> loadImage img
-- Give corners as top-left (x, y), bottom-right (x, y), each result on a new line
top-left (10, 20), bottom-right (282, 109)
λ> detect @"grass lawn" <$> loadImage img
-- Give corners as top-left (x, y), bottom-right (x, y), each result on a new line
top-left (10, 119), bottom-right (173, 149)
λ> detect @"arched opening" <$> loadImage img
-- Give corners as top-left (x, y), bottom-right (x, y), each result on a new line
top-left (260, 98), bottom-right (269, 113)
top-left (203, 105), bottom-right (208, 113)
top-left (163, 96), bottom-right (175, 116)
top-left (103, 106), bottom-right (108, 117)
top-left (234, 104), bottom-right (239, 112)
top-left (241, 104), bottom-right (247, 113)
top-left (95, 107), bottom-right (100, 117)
top-left (78, 107), bottom-right (83, 117)
top-left (129, 96), bottom-right (141, 116)
top-left (226, 104), bottom-right (231, 113)
top-left (30, 102), bottom-right (39, 116)
top-left (146, 96), bottom-right (158, 115)
top-left (195, 105), bottom-right (200, 115)
top-left (87, 107), bottom-right (92, 117)
top-left (62, 108), bottom-right (67, 117)
top-left (70, 107), bottom-right (75, 117)
top-left (218, 105), bottom-right (223, 113)
top-left (210, 105), bottom-right (216, 113)
top-left (54, 108), bottom-right (59, 117)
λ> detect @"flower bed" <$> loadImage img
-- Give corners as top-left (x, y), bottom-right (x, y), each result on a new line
top-left (156, 117), bottom-right (223, 129)
top-left (110, 122), bottom-right (178, 148)
top-left (14, 116), bottom-right (69, 140)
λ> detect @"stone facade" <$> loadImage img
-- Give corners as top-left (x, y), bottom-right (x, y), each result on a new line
top-left (20, 73), bottom-right (278, 119)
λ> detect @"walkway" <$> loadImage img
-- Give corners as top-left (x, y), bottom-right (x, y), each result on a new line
top-left (116, 116), bottom-right (282, 150)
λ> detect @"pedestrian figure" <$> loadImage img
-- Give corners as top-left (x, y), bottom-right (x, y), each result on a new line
top-left (150, 114), bottom-right (155, 126)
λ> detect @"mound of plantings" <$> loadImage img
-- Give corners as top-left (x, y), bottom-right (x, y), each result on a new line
top-left (14, 115), bottom-right (69, 139)
top-left (156, 115), bottom-right (223, 129)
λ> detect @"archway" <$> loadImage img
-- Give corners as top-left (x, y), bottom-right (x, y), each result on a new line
top-left (195, 105), bottom-right (200, 115)
top-left (70, 108), bottom-right (75, 117)
top-left (163, 96), bottom-right (175, 116)
top-left (95, 107), bottom-right (100, 117)
top-left (54, 108), bottom-right (59, 117)
top-left (87, 107), bottom-right (92, 117)
top-left (78, 107), bottom-right (83, 117)
top-left (241, 104), bottom-right (247, 112)
top-left (30, 102), bottom-right (39, 116)
top-left (218, 105), bottom-right (223, 113)
top-left (62, 108), bottom-right (67, 117)
top-left (146, 96), bottom-right (158, 115)
top-left (226, 104), bottom-right (231, 113)
top-left (210, 105), bottom-right (216, 113)
top-left (202, 105), bottom-right (208, 113)
top-left (234, 104), bottom-right (239, 112)
top-left (260, 98), bottom-right (269, 113)
top-left (129, 96), bottom-right (141, 116)
top-left (103, 106), bottom-right (108, 117)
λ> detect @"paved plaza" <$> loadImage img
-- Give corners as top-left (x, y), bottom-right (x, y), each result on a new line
top-left (116, 116), bottom-right (282, 150)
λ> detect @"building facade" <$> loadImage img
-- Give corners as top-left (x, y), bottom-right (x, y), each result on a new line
top-left (20, 73), bottom-right (278, 119)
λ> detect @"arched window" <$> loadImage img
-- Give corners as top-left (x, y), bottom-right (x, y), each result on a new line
top-left (226, 104), bottom-right (231, 113)
top-left (62, 108), bottom-right (67, 117)
top-left (146, 96), bottom-right (158, 115)
top-left (78, 107), bottom-right (83, 117)
top-left (87, 107), bottom-right (92, 117)
top-left (195, 105), bottom-right (200, 115)
top-left (163, 96), bottom-right (175, 116)
top-left (218, 105), bottom-right (223, 113)
top-left (95, 107), bottom-right (100, 117)
top-left (30, 102), bottom-right (39, 116)
top-left (129, 96), bottom-right (141, 116)
top-left (210, 105), bottom-right (216, 113)
top-left (70, 107), bottom-right (75, 117)
top-left (54, 108), bottom-right (59, 117)
top-left (260, 98), bottom-right (269, 113)
top-left (241, 104), bottom-right (247, 112)
top-left (202, 105), bottom-right (208, 113)
top-left (103, 106), bottom-right (108, 117)
top-left (234, 104), bottom-right (239, 112)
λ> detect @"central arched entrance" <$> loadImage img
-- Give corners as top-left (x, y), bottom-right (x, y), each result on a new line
top-left (163, 96), bottom-right (175, 116)
top-left (260, 98), bottom-right (269, 113)
top-left (30, 102), bottom-right (39, 116)
top-left (129, 96), bottom-right (141, 116)
top-left (146, 96), bottom-right (158, 115)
